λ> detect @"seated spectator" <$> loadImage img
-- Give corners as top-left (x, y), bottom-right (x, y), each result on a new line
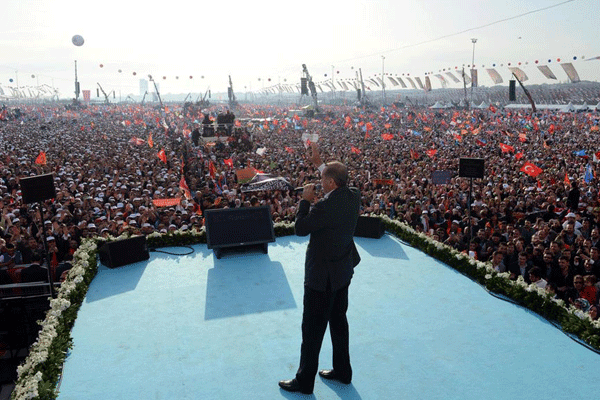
top-left (581, 275), bottom-right (598, 306)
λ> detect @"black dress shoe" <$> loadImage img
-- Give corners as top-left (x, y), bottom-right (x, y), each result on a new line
top-left (318, 369), bottom-right (351, 384)
top-left (278, 378), bottom-right (313, 394)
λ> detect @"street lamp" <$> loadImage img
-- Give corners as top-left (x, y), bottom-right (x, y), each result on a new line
top-left (470, 38), bottom-right (477, 103)
top-left (381, 56), bottom-right (386, 105)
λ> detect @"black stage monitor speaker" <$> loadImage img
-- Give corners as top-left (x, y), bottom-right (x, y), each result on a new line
top-left (99, 236), bottom-right (150, 268)
top-left (20, 173), bottom-right (56, 204)
top-left (205, 206), bottom-right (275, 258)
top-left (459, 158), bottom-right (485, 179)
top-left (354, 216), bottom-right (384, 239)
top-left (509, 80), bottom-right (516, 101)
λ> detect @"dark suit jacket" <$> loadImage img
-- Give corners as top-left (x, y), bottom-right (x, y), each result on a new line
top-left (295, 186), bottom-right (361, 291)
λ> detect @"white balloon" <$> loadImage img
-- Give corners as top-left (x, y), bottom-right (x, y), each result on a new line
top-left (72, 35), bottom-right (84, 46)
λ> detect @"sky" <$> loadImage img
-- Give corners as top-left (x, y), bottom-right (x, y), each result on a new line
top-left (0, 0), bottom-right (598, 100)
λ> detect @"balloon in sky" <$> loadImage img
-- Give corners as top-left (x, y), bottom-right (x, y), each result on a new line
top-left (72, 35), bottom-right (84, 46)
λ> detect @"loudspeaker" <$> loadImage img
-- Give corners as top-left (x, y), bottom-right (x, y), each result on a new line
top-left (300, 78), bottom-right (308, 95)
top-left (459, 158), bottom-right (485, 179)
top-left (509, 80), bottom-right (516, 101)
top-left (20, 173), bottom-right (56, 204)
top-left (354, 216), bottom-right (384, 239)
top-left (98, 236), bottom-right (150, 268)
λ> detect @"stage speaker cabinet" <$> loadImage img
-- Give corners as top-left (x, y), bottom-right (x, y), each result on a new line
top-left (354, 216), bottom-right (384, 239)
top-left (509, 80), bottom-right (516, 101)
top-left (20, 173), bottom-right (56, 204)
top-left (99, 236), bottom-right (150, 268)
top-left (204, 206), bottom-right (275, 259)
top-left (459, 158), bottom-right (485, 179)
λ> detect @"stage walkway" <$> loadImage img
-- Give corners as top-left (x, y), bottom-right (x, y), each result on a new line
top-left (57, 234), bottom-right (600, 399)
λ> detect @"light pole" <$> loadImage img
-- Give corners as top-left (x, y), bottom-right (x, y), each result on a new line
top-left (331, 65), bottom-right (335, 100)
top-left (470, 38), bottom-right (477, 104)
top-left (381, 56), bottom-right (386, 105)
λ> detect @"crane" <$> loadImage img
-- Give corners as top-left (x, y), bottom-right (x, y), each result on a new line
top-left (228, 75), bottom-right (238, 108)
top-left (97, 83), bottom-right (111, 105)
top-left (301, 64), bottom-right (318, 113)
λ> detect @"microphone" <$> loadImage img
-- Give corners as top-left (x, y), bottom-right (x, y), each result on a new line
top-left (294, 184), bottom-right (322, 192)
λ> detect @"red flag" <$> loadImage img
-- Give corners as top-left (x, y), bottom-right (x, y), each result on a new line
top-left (35, 151), bottom-right (47, 165)
top-left (515, 152), bottom-right (524, 160)
top-left (564, 173), bottom-right (570, 185)
top-left (209, 161), bottom-right (216, 178)
top-left (157, 148), bottom-right (167, 163)
top-left (148, 132), bottom-right (154, 148)
top-left (489, 104), bottom-right (497, 113)
top-left (499, 143), bottom-right (514, 153)
top-left (284, 147), bottom-right (294, 153)
top-left (366, 122), bottom-right (373, 131)
top-left (224, 158), bottom-right (234, 168)
top-left (179, 176), bottom-right (192, 200)
top-left (381, 133), bottom-right (393, 141)
top-left (475, 139), bottom-right (487, 146)
top-left (410, 149), bottom-right (419, 160)
top-left (453, 133), bottom-right (462, 142)
top-left (520, 162), bottom-right (543, 177)
top-left (518, 133), bottom-right (527, 143)
top-left (594, 151), bottom-right (600, 163)
top-left (351, 146), bottom-right (361, 154)
top-left (129, 136), bottom-right (146, 145)
top-left (426, 149), bottom-right (437, 158)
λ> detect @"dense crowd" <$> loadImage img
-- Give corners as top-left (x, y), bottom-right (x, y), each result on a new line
top-left (1, 99), bottom-right (600, 315)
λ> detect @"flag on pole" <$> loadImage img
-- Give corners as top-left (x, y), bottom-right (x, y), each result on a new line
top-left (520, 162), bottom-right (543, 177)
top-left (35, 151), bottom-right (47, 165)
top-left (179, 176), bottom-right (192, 200)
top-left (157, 148), bottom-right (167, 163)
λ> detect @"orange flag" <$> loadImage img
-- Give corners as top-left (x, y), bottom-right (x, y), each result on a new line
top-left (158, 148), bottom-right (167, 163)
top-left (35, 151), bottom-right (47, 165)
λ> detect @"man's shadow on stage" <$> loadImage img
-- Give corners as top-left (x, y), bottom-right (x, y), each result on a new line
top-left (205, 247), bottom-right (297, 320)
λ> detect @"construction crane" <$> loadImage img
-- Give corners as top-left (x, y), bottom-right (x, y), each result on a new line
top-left (301, 64), bottom-right (318, 113)
top-left (96, 83), bottom-right (112, 105)
top-left (228, 75), bottom-right (238, 109)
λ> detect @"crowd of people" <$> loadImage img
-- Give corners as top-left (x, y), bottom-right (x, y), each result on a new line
top-left (0, 97), bottom-right (599, 315)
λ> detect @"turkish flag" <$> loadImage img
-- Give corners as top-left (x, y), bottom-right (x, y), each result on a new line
top-left (499, 143), bottom-right (514, 153)
top-left (223, 158), bottom-right (234, 168)
top-left (157, 148), bottom-right (167, 163)
top-left (515, 152), bottom-right (524, 160)
top-left (381, 133), bottom-right (393, 140)
top-left (520, 162), bottom-right (543, 177)
top-left (148, 132), bottom-right (154, 148)
top-left (351, 146), bottom-right (361, 154)
top-left (179, 176), bottom-right (192, 200)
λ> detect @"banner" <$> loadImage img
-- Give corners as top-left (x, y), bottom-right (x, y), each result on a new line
top-left (372, 179), bottom-right (394, 186)
top-left (435, 74), bottom-right (448, 88)
top-left (235, 167), bottom-right (257, 183)
top-left (405, 77), bottom-right (417, 89)
top-left (445, 72), bottom-right (461, 83)
top-left (425, 76), bottom-right (432, 92)
top-left (395, 77), bottom-right (407, 88)
top-left (415, 77), bottom-right (424, 90)
top-left (470, 69), bottom-right (478, 87)
top-left (537, 65), bottom-right (557, 80)
top-left (152, 198), bottom-right (182, 207)
top-left (486, 68), bottom-right (503, 84)
top-left (82, 90), bottom-right (91, 102)
top-left (508, 67), bottom-right (528, 82)
top-left (560, 63), bottom-right (580, 83)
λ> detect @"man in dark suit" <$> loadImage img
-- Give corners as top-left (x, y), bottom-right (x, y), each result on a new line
top-left (279, 144), bottom-right (361, 395)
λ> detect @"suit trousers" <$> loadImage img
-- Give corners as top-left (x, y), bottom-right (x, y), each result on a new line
top-left (296, 282), bottom-right (351, 391)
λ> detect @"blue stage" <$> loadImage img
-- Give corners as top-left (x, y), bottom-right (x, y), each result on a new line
top-left (57, 235), bottom-right (600, 399)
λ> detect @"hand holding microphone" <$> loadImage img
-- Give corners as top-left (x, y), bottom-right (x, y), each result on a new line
top-left (300, 183), bottom-right (321, 202)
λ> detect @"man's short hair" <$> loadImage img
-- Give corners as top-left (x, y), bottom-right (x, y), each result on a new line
top-left (323, 162), bottom-right (348, 187)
